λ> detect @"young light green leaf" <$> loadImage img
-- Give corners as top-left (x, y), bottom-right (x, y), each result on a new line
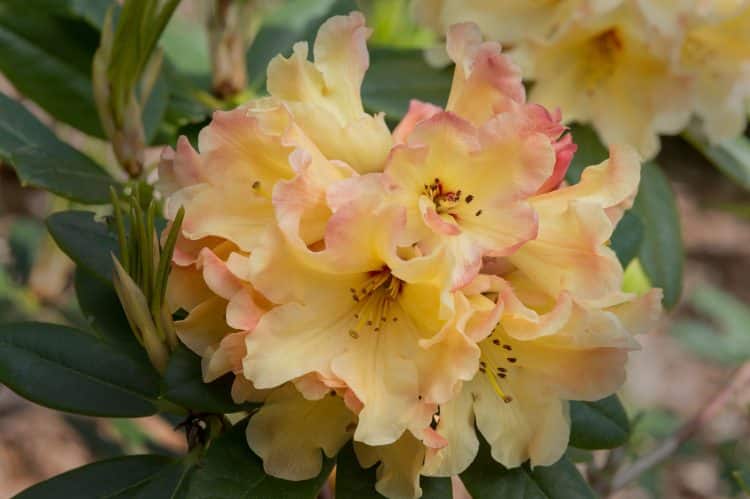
top-left (460, 438), bottom-right (595, 499)
top-left (14, 455), bottom-right (178, 499)
top-left (0, 93), bottom-right (116, 203)
top-left (569, 395), bottom-right (630, 450)
top-left (46, 210), bottom-right (119, 282)
top-left (0, 322), bottom-right (160, 417)
top-left (181, 418), bottom-right (334, 499)
top-left (631, 162), bottom-right (684, 308)
top-left (74, 266), bottom-right (151, 364)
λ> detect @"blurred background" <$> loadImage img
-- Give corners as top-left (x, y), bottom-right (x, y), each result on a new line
top-left (0, 0), bottom-right (748, 497)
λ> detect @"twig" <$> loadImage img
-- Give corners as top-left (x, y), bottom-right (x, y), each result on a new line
top-left (610, 361), bottom-right (750, 491)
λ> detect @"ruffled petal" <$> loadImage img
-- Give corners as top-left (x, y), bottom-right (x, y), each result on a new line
top-left (355, 432), bottom-right (426, 499)
top-left (246, 384), bottom-right (355, 480)
top-left (445, 23), bottom-right (526, 126)
top-left (267, 13), bottom-right (392, 173)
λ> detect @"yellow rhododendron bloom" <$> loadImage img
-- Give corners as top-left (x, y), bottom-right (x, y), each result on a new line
top-left (159, 12), bottom-right (661, 499)
top-left (412, 0), bottom-right (750, 158)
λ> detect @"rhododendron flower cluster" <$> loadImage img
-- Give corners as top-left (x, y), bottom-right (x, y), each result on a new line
top-left (159, 12), bottom-right (661, 499)
top-left (413, 0), bottom-right (750, 159)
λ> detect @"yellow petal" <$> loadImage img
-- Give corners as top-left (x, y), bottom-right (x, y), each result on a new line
top-left (246, 384), bottom-right (355, 481)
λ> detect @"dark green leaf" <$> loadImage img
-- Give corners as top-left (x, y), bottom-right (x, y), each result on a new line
top-left (74, 266), bottom-right (151, 364)
top-left (565, 124), bottom-right (609, 185)
top-left (0, 322), bottom-right (160, 417)
top-left (610, 211), bottom-right (644, 268)
top-left (421, 477), bottom-right (453, 499)
top-left (0, 5), bottom-right (104, 136)
top-left (461, 437), bottom-right (596, 499)
top-left (569, 395), bottom-right (630, 450)
top-left (335, 442), bottom-right (381, 499)
top-left (336, 441), bottom-right (452, 498)
top-left (14, 455), bottom-right (177, 499)
top-left (163, 344), bottom-right (251, 414)
top-left (363, 48), bottom-right (452, 120)
top-left (47, 210), bottom-right (119, 282)
top-left (182, 418), bottom-right (334, 499)
top-left (0, 93), bottom-right (116, 203)
top-left (683, 125), bottom-right (750, 191)
top-left (631, 162), bottom-right (683, 308)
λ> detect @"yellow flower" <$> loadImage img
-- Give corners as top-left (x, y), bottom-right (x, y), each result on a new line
top-left (513, 3), bottom-right (692, 159)
top-left (411, 0), bottom-right (620, 46)
top-left (678, 3), bottom-right (750, 142)
top-left (158, 11), bottom-right (662, 498)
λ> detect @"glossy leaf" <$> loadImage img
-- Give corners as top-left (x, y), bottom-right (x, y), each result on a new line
top-left (461, 437), bottom-right (595, 499)
top-left (0, 93), bottom-right (115, 203)
top-left (683, 125), bottom-right (750, 191)
top-left (610, 211), bottom-right (644, 267)
top-left (14, 455), bottom-right (178, 499)
top-left (632, 162), bottom-right (683, 308)
top-left (74, 267), bottom-right (151, 363)
top-left (363, 48), bottom-right (452, 120)
top-left (336, 442), bottom-right (452, 498)
top-left (565, 124), bottom-right (609, 185)
top-left (163, 344), bottom-right (251, 414)
top-left (47, 210), bottom-right (119, 282)
top-left (335, 442), bottom-right (382, 499)
top-left (569, 395), bottom-right (630, 450)
top-left (181, 418), bottom-right (334, 499)
top-left (0, 4), bottom-right (104, 136)
top-left (0, 322), bottom-right (160, 416)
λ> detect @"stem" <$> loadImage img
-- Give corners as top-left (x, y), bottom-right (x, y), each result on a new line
top-left (610, 362), bottom-right (750, 491)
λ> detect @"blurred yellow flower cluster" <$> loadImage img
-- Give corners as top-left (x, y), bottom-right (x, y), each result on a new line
top-left (158, 12), bottom-right (661, 499)
top-left (413, 0), bottom-right (750, 159)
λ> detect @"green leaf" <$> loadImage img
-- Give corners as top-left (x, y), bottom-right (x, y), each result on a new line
top-left (0, 322), bottom-right (160, 417)
top-left (181, 418), bottom-right (334, 499)
top-left (0, 4), bottom-right (104, 137)
top-left (461, 438), bottom-right (596, 499)
top-left (610, 211), bottom-right (644, 267)
top-left (565, 124), bottom-right (609, 185)
top-left (0, 92), bottom-right (116, 203)
top-left (683, 125), bottom-right (750, 191)
top-left (631, 162), bottom-right (683, 308)
top-left (74, 267), bottom-right (150, 363)
top-left (569, 395), bottom-right (630, 450)
top-left (14, 455), bottom-right (174, 499)
top-left (336, 442), bottom-right (452, 498)
top-left (47, 210), bottom-right (119, 282)
top-left (363, 48), bottom-right (452, 120)
top-left (163, 344), bottom-right (252, 414)
top-left (335, 442), bottom-right (382, 499)
top-left (14, 455), bottom-right (179, 499)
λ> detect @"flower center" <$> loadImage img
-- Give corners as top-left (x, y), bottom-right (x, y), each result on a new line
top-left (347, 268), bottom-right (404, 339)
top-left (479, 328), bottom-right (520, 404)
top-left (423, 177), bottom-right (480, 217)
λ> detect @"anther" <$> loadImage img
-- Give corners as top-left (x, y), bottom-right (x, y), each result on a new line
top-left (465, 194), bottom-right (474, 203)
top-left (475, 209), bottom-right (482, 216)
